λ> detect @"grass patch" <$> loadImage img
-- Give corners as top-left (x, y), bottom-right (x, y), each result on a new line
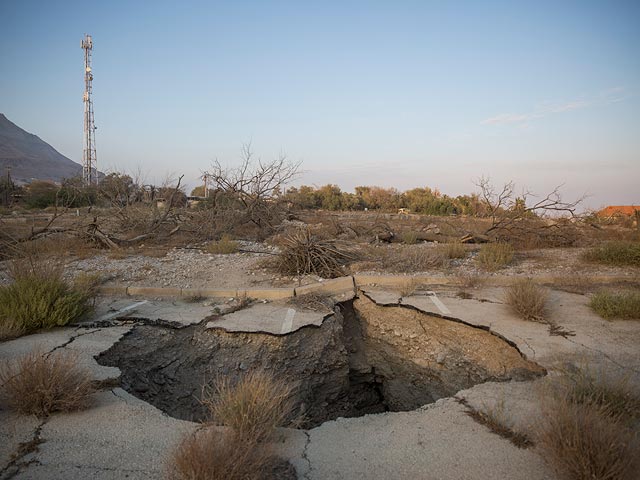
top-left (456, 397), bottom-right (533, 449)
top-left (582, 241), bottom-right (640, 267)
top-left (0, 262), bottom-right (94, 340)
top-left (202, 370), bottom-right (296, 443)
top-left (439, 241), bottom-right (467, 259)
top-left (400, 231), bottom-right (419, 245)
top-left (505, 278), bottom-right (548, 322)
top-left (363, 245), bottom-right (447, 273)
top-left (476, 242), bottom-right (514, 271)
top-left (556, 366), bottom-right (640, 422)
top-left (206, 235), bottom-right (240, 255)
top-left (535, 367), bottom-right (640, 480)
top-left (590, 290), bottom-right (640, 320)
top-left (167, 428), bottom-right (273, 480)
top-left (0, 349), bottom-right (95, 417)
top-left (537, 398), bottom-right (639, 480)
top-left (398, 278), bottom-right (420, 297)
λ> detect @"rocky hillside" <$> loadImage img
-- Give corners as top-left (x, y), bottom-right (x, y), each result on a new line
top-left (0, 113), bottom-right (82, 184)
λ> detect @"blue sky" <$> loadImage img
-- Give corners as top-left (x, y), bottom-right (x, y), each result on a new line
top-left (1, 0), bottom-right (638, 209)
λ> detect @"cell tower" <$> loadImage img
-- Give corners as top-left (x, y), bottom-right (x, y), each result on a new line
top-left (81, 34), bottom-right (98, 185)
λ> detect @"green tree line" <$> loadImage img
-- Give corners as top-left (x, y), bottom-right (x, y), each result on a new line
top-left (282, 184), bottom-right (488, 216)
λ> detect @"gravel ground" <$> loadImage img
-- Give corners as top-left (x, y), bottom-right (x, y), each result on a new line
top-left (0, 242), bottom-right (637, 289)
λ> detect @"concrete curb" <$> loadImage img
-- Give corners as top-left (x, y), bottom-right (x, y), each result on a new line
top-left (96, 274), bottom-right (638, 300)
top-left (294, 276), bottom-right (356, 297)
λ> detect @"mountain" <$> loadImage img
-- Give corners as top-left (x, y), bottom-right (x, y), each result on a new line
top-left (0, 113), bottom-right (82, 184)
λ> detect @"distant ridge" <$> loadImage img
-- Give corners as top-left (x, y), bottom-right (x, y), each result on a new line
top-left (0, 113), bottom-right (82, 184)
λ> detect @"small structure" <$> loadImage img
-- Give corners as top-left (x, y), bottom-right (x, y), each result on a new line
top-left (598, 205), bottom-right (640, 218)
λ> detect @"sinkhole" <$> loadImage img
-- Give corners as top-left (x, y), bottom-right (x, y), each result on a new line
top-left (97, 293), bottom-right (545, 428)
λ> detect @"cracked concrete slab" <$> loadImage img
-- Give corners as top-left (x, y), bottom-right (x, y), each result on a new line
top-left (206, 302), bottom-right (331, 334)
top-left (87, 298), bottom-right (214, 327)
top-left (12, 389), bottom-right (195, 480)
top-left (297, 397), bottom-right (552, 480)
top-left (387, 287), bottom-right (640, 372)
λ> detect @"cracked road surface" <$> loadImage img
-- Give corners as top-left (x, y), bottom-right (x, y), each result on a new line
top-left (1, 287), bottom-right (639, 479)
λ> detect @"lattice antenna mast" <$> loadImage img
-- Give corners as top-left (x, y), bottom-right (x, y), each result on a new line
top-left (81, 34), bottom-right (98, 185)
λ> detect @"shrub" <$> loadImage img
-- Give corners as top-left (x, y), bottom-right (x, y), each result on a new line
top-left (0, 262), bottom-right (94, 339)
top-left (476, 242), bottom-right (514, 270)
top-left (558, 367), bottom-right (640, 422)
top-left (400, 231), bottom-right (419, 245)
top-left (535, 367), bottom-right (640, 480)
top-left (367, 245), bottom-right (446, 273)
top-left (590, 290), bottom-right (640, 320)
top-left (439, 242), bottom-right (467, 259)
top-left (505, 278), bottom-right (548, 322)
top-left (0, 349), bottom-right (95, 417)
top-left (276, 228), bottom-right (357, 278)
top-left (206, 235), bottom-right (240, 255)
top-left (536, 399), bottom-right (639, 480)
top-left (202, 370), bottom-right (296, 443)
top-left (167, 428), bottom-right (271, 480)
top-left (582, 241), bottom-right (640, 267)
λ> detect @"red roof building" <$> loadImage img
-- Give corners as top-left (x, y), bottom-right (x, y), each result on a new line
top-left (598, 205), bottom-right (640, 217)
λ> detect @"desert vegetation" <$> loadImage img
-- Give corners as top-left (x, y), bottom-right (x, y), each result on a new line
top-left (583, 241), bottom-right (640, 267)
top-left (590, 290), bottom-right (640, 320)
top-left (168, 370), bottom-right (296, 480)
top-left (476, 242), bottom-right (514, 271)
top-left (0, 260), bottom-right (94, 340)
top-left (505, 278), bottom-right (549, 322)
top-left (0, 349), bottom-right (95, 417)
top-left (536, 367), bottom-right (640, 480)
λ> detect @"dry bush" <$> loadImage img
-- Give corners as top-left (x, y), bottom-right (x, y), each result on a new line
top-left (505, 278), bottom-right (548, 322)
top-left (400, 231), bottom-right (419, 245)
top-left (582, 241), bottom-right (640, 267)
top-left (556, 366), bottom-right (640, 422)
top-left (206, 234), bottom-right (240, 255)
top-left (287, 292), bottom-right (333, 312)
top-left (476, 242), bottom-right (514, 270)
top-left (438, 241), bottom-right (467, 259)
top-left (590, 290), bottom-right (640, 320)
top-left (0, 261), bottom-right (93, 339)
top-left (167, 428), bottom-right (272, 480)
top-left (0, 349), bottom-right (95, 417)
top-left (457, 398), bottom-right (533, 449)
top-left (535, 366), bottom-right (640, 480)
top-left (202, 370), bottom-right (296, 443)
top-left (398, 278), bottom-right (421, 297)
top-left (454, 272), bottom-right (486, 291)
top-left (366, 245), bottom-right (447, 273)
top-left (275, 228), bottom-right (357, 278)
top-left (536, 398), bottom-right (639, 480)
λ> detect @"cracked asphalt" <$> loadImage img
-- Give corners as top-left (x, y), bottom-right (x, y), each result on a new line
top-left (1, 287), bottom-right (639, 479)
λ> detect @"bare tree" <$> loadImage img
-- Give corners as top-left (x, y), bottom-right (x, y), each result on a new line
top-left (473, 176), bottom-right (584, 245)
top-left (200, 144), bottom-right (301, 237)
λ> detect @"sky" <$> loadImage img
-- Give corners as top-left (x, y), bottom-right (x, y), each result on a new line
top-left (1, 0), bottom-right (639, 210)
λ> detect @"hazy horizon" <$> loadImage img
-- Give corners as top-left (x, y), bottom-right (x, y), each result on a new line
top-left (1, 1), bottom-right (638, 210)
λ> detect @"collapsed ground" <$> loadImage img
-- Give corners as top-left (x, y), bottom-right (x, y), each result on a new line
top-left (97, 294), bottom-right (544, 427)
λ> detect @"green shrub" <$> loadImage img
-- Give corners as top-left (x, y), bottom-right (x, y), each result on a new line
top-left (0, 263), bottom-right (93, 339)
top-left (590, 290), bottom-right (640, 320)
top-left (206, 235), bottom-right (240, 254)
top-left (476, 242), bottom-right (514, 270)
top-left (582, 241), bottom-right (640, 267)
